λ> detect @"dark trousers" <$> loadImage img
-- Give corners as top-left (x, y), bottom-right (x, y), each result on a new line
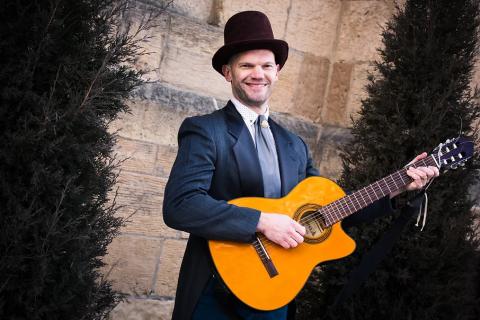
top-left (192, 276), bottom-right (288, 320)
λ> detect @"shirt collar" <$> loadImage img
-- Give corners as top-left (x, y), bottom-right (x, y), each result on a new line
top-left (231, 97), bottom-right (269, 126)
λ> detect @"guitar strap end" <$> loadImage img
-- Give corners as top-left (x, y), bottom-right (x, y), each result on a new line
top-left (413, 174), bottom-right (435, 231)
top-left (414, 192), bottom-right (428, 231)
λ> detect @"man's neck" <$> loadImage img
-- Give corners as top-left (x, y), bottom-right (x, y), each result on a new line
top-left (231, 96), bottom-right (268, 115)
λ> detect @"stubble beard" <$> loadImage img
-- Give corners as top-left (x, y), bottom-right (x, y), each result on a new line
top-left (233, 82), bottom-right (273, 108)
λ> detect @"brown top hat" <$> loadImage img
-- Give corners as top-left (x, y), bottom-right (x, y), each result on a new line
top-left (212, 11), bottom-right (289, 75)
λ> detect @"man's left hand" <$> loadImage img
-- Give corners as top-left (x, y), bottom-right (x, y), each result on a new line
top-left (390, 152), bottom-right (440, 198)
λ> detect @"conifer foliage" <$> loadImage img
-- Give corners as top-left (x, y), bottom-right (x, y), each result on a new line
top-left (298, 1), bottom-right (480, 319)
top-left (0, 1), bottom-right (157, 318)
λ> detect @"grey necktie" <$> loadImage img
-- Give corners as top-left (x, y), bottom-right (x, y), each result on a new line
top-left (255, 115), bottom-right (281, 198)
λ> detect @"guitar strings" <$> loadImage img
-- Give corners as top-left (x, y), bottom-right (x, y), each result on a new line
top-left (298, 156), bottom-right (435, 227)
top-left (257, 157), bottom-right (437, 250)
top-left (256, 174), bottom-right (403, 249)
top-left (257, 171), bottom-right (407, 249)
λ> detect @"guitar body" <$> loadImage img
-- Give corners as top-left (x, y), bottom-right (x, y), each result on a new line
top-left (208, 176), bottom-right (356, 311)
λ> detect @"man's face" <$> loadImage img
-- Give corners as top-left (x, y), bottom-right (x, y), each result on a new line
top-left (222, 49), bottom-right (279, 110)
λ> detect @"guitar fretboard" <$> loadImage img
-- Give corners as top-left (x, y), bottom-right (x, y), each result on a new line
top-left (320, 155), bottom-right (438, 227)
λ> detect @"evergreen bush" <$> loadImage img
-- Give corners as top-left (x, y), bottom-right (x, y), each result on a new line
top-left (0, 1), bottom-right (162, 318)
top-left (297, 1), bottom-right (480, 319)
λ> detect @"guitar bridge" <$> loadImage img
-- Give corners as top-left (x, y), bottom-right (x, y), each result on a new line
top-left (253, 235), bottom-right (278, 278)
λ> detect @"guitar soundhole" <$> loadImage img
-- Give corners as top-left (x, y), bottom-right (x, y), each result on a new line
top-left (294, 203), bottom-right (332, 244)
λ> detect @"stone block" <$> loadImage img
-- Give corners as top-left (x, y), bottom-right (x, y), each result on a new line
top-left (109, 298), bottom-right (174, 320)
top-left (316, 126), bottom-right (352, 180)
top-left (142, 102), bottom-right (189, 146)
top-left (269, 50), bottom-right (304, 114)
top-left (103, 235), bottom-right (163, 294)
top-left (109, 100), bottom-right (146, 141)
top-left (155, 239), bottom-right (188, 296)
top-left (323, 62), bottom-right (354, 127)
top-left (292, 53), bottom-right (331, 120)
top-left (155, 144), bottom-right (178, 177)
top-left (134, 82), bottom-right (217, 115)
top-left (216, 0), bottom-right (290, 38)
top-left (125, 4), bottom-right (171, 82)
top-left (270, 51), bottom-right (330, 121)
top-left (150, 0), bottom-right (214, 24)
top-left (115, 171), bottom-right (177, 238)
top-left (272, 111), bottom-right (323, 167)
top-left (347, 62), bottom-right (376, 122)
top-left (114, 137), bottom-right (158, 176)
top-left (158, 13), bottom-right (231, 99)
top-left (336, 1), bottom-right (392, 62)
top-left (131, 82), bottom-right (220, 146)
top-left (110, 98), bottom-right (185, 147)
top-left (285, 0), bottom-right (341, 57)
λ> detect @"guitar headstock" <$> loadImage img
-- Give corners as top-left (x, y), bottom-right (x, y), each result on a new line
top-left (432, 136), bottom-right (474, 171)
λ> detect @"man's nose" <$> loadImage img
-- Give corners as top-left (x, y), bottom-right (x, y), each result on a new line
top-left (250, 65), bottom-right (264, 78)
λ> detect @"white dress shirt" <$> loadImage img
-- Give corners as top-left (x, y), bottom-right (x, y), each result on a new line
top-left (230, 97), bottom-right (270, 144)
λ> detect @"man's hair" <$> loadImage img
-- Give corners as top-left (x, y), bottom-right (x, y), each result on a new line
top-left (227, 52), bottom-right (241, 67)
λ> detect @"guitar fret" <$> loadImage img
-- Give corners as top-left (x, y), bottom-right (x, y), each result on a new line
top-left (370, 184), bottom-right (378, 200)
top-left (398, 171), bottom-right (407, 185)
top-left (382, 177), bottom-right (392, 193)
top-left (376, 181), bottom-right (385, 197)
top-left (358, 190), bottom-right (367, 206)
top-left (350, 194), bottom-right (359, 212)
top-left (365, 187), bottom-right (373, 203)
top-left (364, 187), bottom-right (374, 203)
top-left (333, 201), bottom-right (341, 221)
top-left (389, 174), bottom-right (398, 190)
top-left (322, 208), bottom-right (331, 226)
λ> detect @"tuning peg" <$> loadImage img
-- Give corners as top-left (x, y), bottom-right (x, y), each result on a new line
top-left (446, 147), bottom-right (450, 152)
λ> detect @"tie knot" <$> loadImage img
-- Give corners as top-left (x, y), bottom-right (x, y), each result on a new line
top-left (257, 115), bottom-right (269, 129)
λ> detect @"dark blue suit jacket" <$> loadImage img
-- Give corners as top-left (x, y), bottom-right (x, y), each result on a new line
top-left (163, 101), bottom-right (393, 319)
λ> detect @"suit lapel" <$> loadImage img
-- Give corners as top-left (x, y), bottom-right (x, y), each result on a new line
top-left (269, 118), bottom-right (298, 196)
top-left (224, 102), bottom-right (264, 197)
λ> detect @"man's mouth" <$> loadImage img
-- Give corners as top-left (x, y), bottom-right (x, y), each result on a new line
top-left (245, 83), bottom-right (268, 88)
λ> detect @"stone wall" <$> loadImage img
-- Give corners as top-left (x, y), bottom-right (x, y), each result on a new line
top-left (104, 1), bottom-right (479, 319)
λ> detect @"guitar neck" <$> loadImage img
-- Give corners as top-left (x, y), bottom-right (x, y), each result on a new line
top-left (323, 155), bottom-right (438, 227)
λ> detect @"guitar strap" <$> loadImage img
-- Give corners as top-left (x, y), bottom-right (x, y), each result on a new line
top-left (332, 191), bottom-right (426, 308)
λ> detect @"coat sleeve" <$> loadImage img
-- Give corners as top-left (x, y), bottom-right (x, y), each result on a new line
top-left (163, 116), bottom-right (260, 242)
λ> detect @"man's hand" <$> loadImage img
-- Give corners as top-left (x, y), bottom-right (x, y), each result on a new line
top-left (256, 213), bottom-right (306, 249)
top-left (390, 152), bottom-right (440, 198)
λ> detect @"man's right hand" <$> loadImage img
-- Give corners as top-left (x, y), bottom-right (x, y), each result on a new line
top-left (256, 212), bottom-right (306, 249)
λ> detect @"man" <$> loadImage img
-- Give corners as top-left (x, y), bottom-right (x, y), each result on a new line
top-left (163, 11), bottom-right (439, 320)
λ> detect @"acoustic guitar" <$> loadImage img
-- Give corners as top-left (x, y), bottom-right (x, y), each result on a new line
top-left (208, 137), bottom-right (474, 311)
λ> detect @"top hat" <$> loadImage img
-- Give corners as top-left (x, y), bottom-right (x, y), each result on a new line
top-left (212, 11), bottom-right (289, 75)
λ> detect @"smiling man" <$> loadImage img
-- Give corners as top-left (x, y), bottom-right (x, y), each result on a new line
top-left (223, 49), bottom-right (278, 113)
top-left (163, 11), bottom-right (438, 320)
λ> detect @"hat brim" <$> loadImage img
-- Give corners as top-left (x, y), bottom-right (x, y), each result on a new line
top-left (212, 39), bottom-right (289, 75)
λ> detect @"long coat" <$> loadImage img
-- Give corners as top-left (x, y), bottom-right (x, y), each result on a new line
top-left (163, 101), bottom-right (393, 319)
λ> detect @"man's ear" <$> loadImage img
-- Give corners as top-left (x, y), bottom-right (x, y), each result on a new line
top-left (275, 64), bottom-right (280, 80)
top-left (222, 65), bottom-right (232, 82)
